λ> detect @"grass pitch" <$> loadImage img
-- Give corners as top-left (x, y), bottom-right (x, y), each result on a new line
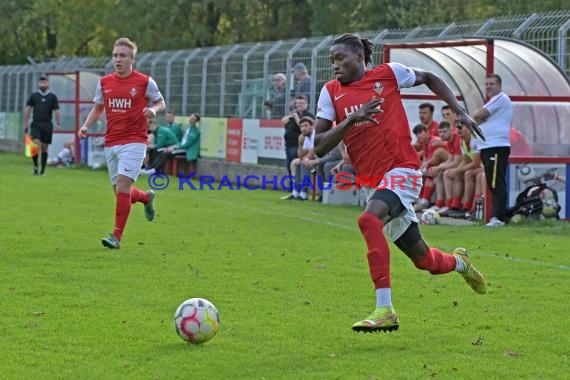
top-left (1, 152), bottom-right (569, 379)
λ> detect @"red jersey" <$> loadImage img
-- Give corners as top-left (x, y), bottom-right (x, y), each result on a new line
top-left (445, 132), bottom-right (462, 156)
top-left (316, 63), bottom-right (419, 178)
top-left (421, 135), bottom-right (442, 161)
top-left (94, 70), bottom-right (163, 147)
top-left (427, 120), bottom-right (439, 137)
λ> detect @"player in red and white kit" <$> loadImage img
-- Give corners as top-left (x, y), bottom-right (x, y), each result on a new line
top-left (314, 34), bottom-right (487, 333)
top-left (78, 37), bottom-right (166, 249)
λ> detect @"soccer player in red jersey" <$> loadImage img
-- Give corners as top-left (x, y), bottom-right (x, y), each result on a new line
top-left (314, 34), bottom-right (487, 333)
top-left (78, 37), bottom-right (166, 249)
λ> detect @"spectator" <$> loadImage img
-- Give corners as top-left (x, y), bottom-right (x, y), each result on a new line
top-left (49, 140), bottom-right (74, 167)
top-left (162, 110), bottom-right (183, 141)
top-left (472, 73), bottom-right (512, 227)
top-left (441, 105), bottom-right (458, 133)
top-left (419, 103), bottom-right (439, 137)
top-left (319, 142), bottom-right (355, 183)
top-left (22, 74), bottom-right (62, 176)
top-left (264, 73), bottom-right (287, 119)
top-left (285, 115), bottom-right (316, 200)
top-left (281, 95), bottom-right (312, 181)
top-left (172, 113), bottom-right (201, 174)
top-left (412, 123), bottom-right (446, 211)
top-left (292, 63), bottom-right (312, 103)
top-left (141, 117), bottom-right (179, 175)
top-left (444, 123), bottom-right (483, 218)
top-left (422, 121), bottom-right (462, 213)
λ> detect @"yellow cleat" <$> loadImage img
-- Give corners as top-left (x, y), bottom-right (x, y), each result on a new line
top-left (454, 248), bottom-right (487, 294)
top-left (352, 307), bottom-right (399, 333)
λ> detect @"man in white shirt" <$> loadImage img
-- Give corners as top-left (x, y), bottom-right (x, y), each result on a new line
top-left (472, 74), bottom-right (513, 227)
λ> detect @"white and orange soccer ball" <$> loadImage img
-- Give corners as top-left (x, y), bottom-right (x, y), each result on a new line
top-left (174, 298), bottom-right (220, 344)
top-left (421, 209), bottom-right (441, 225)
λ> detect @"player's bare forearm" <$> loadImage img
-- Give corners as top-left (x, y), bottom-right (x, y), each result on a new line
top-left (314, 119), bottom-right (353, 157)
top-left (151, 100), bottom-right (166, 114)
top-left (418, 71), bottom-right (465, 114)
top-left (55, 109), bottom-right (62, 126)
top-left (81, 105), bottom-right (104, 129)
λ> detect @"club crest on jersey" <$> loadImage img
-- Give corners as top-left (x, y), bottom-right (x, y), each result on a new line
top-left (373, 82), bottom-right (384, 95)
top-left (130, 87), bottom-right (137, 97)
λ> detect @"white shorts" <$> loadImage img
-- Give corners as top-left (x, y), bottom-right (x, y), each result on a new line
top-left (104, 143), bottom-right (146, 185)
top-left (367, 167), bottom-right (423, 242)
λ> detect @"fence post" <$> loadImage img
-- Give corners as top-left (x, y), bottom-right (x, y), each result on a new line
top-left (285, 38), bottom-right (307, 110)
top-left (476, 18), bottom-right (496, 34)
top-left (262, 41), bottom-right (284, 118)
top-left (513, 13), bottom-right (538, 39)
top-left (558, 17), bottom-right (570, 72)
top-left (240, 43), bottom-right (261, 118)
top-left (310, 36), bottom-right (332, 110)
top-left (439, 22), bottom-right (456, 37)
top-left (181, 48), bottom-right (202, 116)
top-left (200, 47), bottom-right (220, 117)
top-left (220, 44), bottom-right (241, 117)
top-left (165, 50), bottom-right (185, 111)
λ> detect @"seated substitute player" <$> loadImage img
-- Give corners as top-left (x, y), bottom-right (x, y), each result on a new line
top-left (428, 120), bottom-right (462, 215)
top-left (314, 33), bottom-right (487, 333)
top-left (412, 123), bottom-right (447, 211)
top-left (443, 122), bottom-right (483, 218)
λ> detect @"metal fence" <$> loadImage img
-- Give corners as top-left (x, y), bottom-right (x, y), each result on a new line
top-left (0, 10), bottom-right (568, 121)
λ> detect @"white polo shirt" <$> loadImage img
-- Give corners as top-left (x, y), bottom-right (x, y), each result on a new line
top-left (477, 91), bottom-right (512, 150)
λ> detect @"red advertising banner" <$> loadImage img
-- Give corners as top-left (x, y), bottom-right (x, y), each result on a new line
top-left (226, 118), bottom-right (243, 162)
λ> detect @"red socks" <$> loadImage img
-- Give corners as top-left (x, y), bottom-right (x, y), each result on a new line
top-left (130, 187), bottom-right (150, 204)
top-left (358, 212), bottom-right (391, 288)
top-left (414, 247), bottom-right (457, 274)
top-left (113, 192), bottom-right (131, 240)
top-left (422, 185), bottom-right (435, 203)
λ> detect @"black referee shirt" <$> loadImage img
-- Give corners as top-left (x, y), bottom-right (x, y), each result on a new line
top-left (26, 91), bottom-right (59, 129)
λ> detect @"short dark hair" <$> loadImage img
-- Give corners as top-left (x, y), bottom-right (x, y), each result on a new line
top-left (39, 74), bottom-right (49, 81)
top-left (441, 105), bottom-right (455, 113)
top-left (438, 121), bottom-right (451, 130)
top-left (413, 124), bottom-right (428, 135)
top-left (486, 73), bottom-right (502, 85)
top-left (295, 95), bottom-right (308, 101)
top-left (192, 112), bottom-right (201, 121)
top-left (419, 103), bottom-right (434, 113)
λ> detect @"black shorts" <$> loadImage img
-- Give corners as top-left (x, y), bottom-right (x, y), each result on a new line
top-left (30, 125), bottom-right (53, 144)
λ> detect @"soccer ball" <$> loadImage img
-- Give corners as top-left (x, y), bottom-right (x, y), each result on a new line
top-left (174, 298), bottom-right (220, 344)
top-left (421, 209), bottom-right (441, 225)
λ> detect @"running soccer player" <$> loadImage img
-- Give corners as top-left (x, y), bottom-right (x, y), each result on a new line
top-left (314, 33), bottom-right (487, 333)
top-left (78, 37), bottom-right (165, 249)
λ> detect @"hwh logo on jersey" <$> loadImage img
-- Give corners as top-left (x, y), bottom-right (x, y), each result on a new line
top-left (108, 98), bottom-right (132, 112)
top-left (344, 104), bottom-right (376, 127)
top-left (344, 104), bottom-right (363, 118)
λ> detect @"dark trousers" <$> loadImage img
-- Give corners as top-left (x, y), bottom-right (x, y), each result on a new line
top-left (150, 150), bottom-right (172, 172)
top-left (480, 146), bottom-right (510, 221)
top-left (285, 146), bottom-right (298, 177)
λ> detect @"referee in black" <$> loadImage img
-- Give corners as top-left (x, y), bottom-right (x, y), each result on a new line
top-left (22, 74), bottom-right (62, 175)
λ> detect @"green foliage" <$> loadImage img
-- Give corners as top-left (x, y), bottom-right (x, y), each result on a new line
top-left (0, 0), bottom-right (565, 64)
top-left (1, 152), bottom-right (569, 378)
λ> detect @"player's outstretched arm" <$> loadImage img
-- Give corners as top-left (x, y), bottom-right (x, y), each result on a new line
top-left (414, 70), bottom-right (485, 141)
top-left (78, 104), bottom-right (105, 138)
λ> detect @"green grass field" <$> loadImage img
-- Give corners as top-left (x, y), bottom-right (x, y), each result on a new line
top-left (1, 152), bottom-right (569, 379)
